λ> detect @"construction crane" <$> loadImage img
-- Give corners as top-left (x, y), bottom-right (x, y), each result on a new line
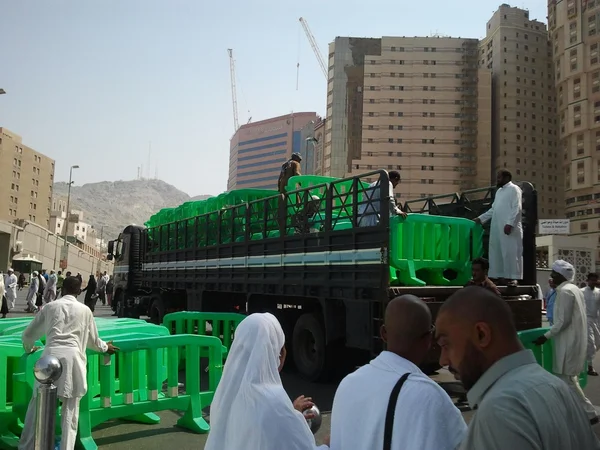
top-left (227, 48), bottom-right (239, 132)
top-left (299, 17), bottom-right (327, 79)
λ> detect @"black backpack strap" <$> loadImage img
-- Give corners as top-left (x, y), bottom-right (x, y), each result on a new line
top-left (383, 373), bottom-right (410, 450)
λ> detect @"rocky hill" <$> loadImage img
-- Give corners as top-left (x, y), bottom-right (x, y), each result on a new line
top-left (52, 180), bottom-right (212, 240)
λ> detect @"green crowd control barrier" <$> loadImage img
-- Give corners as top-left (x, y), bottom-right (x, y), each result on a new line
top-left (9, 334), bottom-right (223, 450)
top-left (388, 214), bottom-right (482, 287)
top-left (162, 312), bottom-right (246, 357)
top-left (517, 328), bottom-right (588, 389)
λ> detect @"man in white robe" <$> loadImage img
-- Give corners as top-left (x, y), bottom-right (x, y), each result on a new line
top-left (25, 272), bottom-right (39, 313)
top-left (533, 260), bottom-right (598, 422)
top-left (358, 170), bottom-right (407, 227)
top-left (19, 276), bottom-right (118, 450)
top-left (474, 170), bottom-right (523, 283)
top-left (329, 295), bottom-right (466, 450)
top-left (582, 272), bottom-right (600, 376)
top-left (5, 268), bottom-right (18, 311)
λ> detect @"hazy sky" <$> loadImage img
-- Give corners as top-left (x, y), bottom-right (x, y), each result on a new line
top-left (0, 0), bottom-right (546, 196)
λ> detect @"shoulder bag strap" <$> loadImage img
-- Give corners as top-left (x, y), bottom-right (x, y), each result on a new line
top-left (383, 373), bottom-right (410, 450)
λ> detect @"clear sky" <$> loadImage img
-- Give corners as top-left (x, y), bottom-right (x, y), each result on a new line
top-left (0, 0), bottom-right (546, 196)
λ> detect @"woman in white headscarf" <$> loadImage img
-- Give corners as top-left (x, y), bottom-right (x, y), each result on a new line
top-left (205, 313), bottom-right (329, 450)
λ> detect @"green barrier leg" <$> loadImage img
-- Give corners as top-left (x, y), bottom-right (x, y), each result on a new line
top-left (176, 344), bottom-right (209, 434)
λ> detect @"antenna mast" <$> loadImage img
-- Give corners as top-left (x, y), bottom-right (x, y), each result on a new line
top-left (299, 17), bottom-right (327, 79)
top-left (228, 49), bottom-right (240, 132)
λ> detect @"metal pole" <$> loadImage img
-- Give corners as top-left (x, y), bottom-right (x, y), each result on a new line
top-left (63, 167), bottom-right (74, 243)
top-left (33, 355), bottom-right (63, 450)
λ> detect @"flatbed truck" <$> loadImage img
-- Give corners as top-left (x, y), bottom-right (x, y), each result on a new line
top-left (107, 170), bottom-right (541, 380)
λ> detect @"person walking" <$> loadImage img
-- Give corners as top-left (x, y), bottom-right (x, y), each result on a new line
top-left (4, 268), bottom-right (17, 313)
top-left (43, 270), bottom-right (58, 303)
top-left (106, 275), bottom-right (114, 307)
top-left (435, 286), bottom-right (600, 449)
top-left (56, 270), bottom-right (65, 297)
top-left (473, 169), bottom-right (523, 285)
top-left (25, 272), bottom-right (39, 313)
top-left (82, 274), bottom-right (98, 312)
top-left (582, 273), bottom-right (600, 376)
top-left (532, 260), bottom-right (598, 422)
top-left (36, 271), bottom-right (46, 309)
top-left (19, 276), bottom-right (118, 450)
top-left (17, 272), bottom-right (26, 290)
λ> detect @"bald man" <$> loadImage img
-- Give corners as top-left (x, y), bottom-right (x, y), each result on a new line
top-left (329, 295), bottom-right (466, 450)
top-left (436, 286), bottom-right (600, 450)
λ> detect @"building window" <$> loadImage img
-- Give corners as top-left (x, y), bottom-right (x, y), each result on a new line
top-left (577, 161), bottom-right (585, 184)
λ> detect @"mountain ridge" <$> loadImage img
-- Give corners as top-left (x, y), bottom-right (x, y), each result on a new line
top-left (52, 179), bottom-right (213, 240)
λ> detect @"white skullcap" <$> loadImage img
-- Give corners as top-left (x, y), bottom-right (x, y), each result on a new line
top-left (552, 259), bottom-right (575, 282)
top-left (7, 268), bottom-right (13, 272)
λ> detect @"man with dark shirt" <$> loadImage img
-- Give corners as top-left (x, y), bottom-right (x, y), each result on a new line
top-left (465, 258), bottom-right (501, 296)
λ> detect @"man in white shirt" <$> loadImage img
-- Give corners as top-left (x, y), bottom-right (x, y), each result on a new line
top-left (581, 272), bottom-right (600, 376)
top-left (329, 295), bottom-right (466, 450)
top-left (474, 170), bottom-right (523, 284)
top-left (533, 260), bottom-right (598, 422)
top-left (19, 276), bottom-right (118, 450)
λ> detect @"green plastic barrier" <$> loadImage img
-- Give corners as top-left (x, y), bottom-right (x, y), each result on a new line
top-left (517, 328), bottom-right (587, 389)
top-left (9, 334), bottom-right (223, 450)
top-left (388, 214), bottom-right (482, 287)
top-left (163, 312), bottom-right (246, 356)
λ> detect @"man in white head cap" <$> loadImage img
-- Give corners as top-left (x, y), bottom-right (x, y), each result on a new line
top-left (25, 271), bottom-right (39, 313)
top-left (4, 268), bottom-right (17, 311)
top-left (533, 259), bottom-right (598, 423)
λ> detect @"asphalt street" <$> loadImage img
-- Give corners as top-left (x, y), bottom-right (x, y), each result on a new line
top-left (5, 290), bottom-right (600, 449)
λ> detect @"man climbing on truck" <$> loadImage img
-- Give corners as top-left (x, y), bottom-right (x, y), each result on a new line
top-left (278, 152), bottom-right (302, 193)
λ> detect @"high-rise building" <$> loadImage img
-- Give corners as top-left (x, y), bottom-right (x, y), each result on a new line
top-left (322, 36), bottom-right (492, 200)
top-left (549, 0), bottom-right (600, 258)
top-left (481, 4), bottom-right (561, 219)
top-left (227, 112), bottom-right (318, 191)
top-left (0, 127), bottom-right (55, 228)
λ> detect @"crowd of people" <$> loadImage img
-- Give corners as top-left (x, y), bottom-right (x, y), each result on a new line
top-left (0, 268), bottom-right (113, 317)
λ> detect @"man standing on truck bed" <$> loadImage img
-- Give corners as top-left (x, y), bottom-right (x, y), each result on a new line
top-left (278, 152), bottom-right (302, 193)
top-left (358, 170), bottom-right (406, 227)
top-left (474, 169), bottom-right (523, 285)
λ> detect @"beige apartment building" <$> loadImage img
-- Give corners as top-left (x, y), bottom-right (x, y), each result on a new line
top-left (549, 0), bottom-right (600, 257)
top-left (321, 36), bottom-right (493, 201)
top-left (0, 127), bottom-right (55, 228)
top-left (481, 5), bottom-right (561, 219)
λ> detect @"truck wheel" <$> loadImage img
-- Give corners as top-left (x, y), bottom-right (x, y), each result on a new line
top-left (149, 296), bottom-right (165, 325)
top-left (292, 313), bottom-right (327, 381)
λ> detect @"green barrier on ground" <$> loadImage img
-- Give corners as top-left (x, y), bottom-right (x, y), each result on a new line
top-left (6, 334), bottom-right (223, 450)
top-left (517, 328), bottom-right (588, 389)
top-left (163, 312), bottom-right (246, 357)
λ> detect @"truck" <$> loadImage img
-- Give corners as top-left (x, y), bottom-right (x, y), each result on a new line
top-left (107, 170), bottom-right (541, 381)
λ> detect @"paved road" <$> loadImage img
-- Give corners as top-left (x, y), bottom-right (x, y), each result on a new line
top-left (5, 292), bottom-right (600, 448)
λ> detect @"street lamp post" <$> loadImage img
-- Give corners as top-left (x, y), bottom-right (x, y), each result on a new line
top-left (63, 165), bottom-right (79, 243)
top-left (60, 165), bottom-right (79, 271)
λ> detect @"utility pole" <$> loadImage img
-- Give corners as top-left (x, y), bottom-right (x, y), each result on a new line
top-left (60, 165), bottom-right (79, 270)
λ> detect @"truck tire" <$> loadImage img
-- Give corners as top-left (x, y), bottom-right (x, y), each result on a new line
top-left (149, 296), bottom-right (165, 325)
top-left (292, 313), bottom-right (328, 382)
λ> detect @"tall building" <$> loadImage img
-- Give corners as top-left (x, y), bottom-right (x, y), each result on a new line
top-left (550, 0), bottom-right (600, 259)
top-left (322, 36), bottom-right (492, 200)
top-left (481, 4), bottom-right (561, 219)
top-left (0, 127), bottom-right (55, 228)
top-left (227, 112), bottom-right (318, 191)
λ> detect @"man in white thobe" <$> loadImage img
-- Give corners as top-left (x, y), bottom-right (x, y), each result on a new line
top-left (19, 276), bottom-right (118, 450)
top-left (5, 268), bottom-right (18, 311)
top-left (25, 272), bottom-right (39, 313)
top-left (358, 170), bottom-right (407, 227)
top-left (474, 169), bottom-right (523, 283)
top-left (329, 295), bottom-right (466, 450)
top-left (582, 272), bottom-right (600, 376)
top-left (533, 260), bottom-right (598, 422)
